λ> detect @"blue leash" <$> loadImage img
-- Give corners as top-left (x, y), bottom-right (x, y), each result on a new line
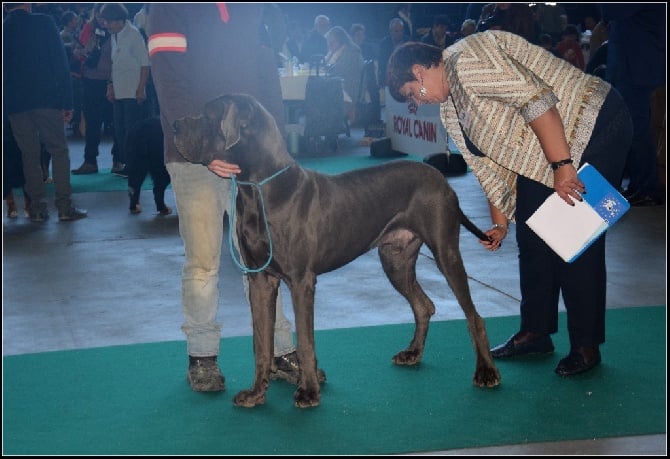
top-left (228, 165), bottom-right (292, 273)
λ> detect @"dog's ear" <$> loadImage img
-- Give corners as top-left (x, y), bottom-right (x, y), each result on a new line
top-left (219, 98), bottom-right (245, 151)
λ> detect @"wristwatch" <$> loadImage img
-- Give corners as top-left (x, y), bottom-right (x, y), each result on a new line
top-left (551, 158), bottom-right (573, 170)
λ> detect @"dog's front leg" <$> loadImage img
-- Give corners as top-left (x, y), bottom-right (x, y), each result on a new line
top-left (290, 274), bottom-right (320, 408)
top-left (233, 274), bottom-right (279, 408)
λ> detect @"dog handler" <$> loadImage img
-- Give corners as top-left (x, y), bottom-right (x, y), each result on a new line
top-left (386, 32), bottom-right (633, 376)
top-left (147, 3), bottom-right (322, 391)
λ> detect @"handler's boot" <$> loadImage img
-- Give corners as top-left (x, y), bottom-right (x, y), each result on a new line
top-left (187, 356), bottom-right (225, 392)
top-left (270, 351), bottom-right (327, 385)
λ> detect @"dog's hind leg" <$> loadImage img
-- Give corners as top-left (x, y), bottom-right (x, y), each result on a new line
top-left (431, 239), bottom-right (501, 388)
top-left (233, 273), bottom-right (279, 408)
top-left (289, 273), bottom-right (321, 408)
top-left (127, 161), bottom-right (146, 214)
top-left (151, 166), bottom-right (172, 214)
top-left (379, 231), bottom-right (435, 366)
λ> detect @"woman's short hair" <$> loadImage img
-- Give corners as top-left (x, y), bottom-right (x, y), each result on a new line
top-left (386, 42), bottom-right (443, 102)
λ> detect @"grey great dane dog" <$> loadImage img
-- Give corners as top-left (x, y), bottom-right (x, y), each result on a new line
top-left (173, 94), bottom-right (501, 408)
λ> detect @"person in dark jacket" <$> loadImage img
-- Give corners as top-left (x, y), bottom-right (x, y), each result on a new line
top-left (3, 3), bottom-right (87, 222)
top-left (420, 14), bottom-right (455, 49)
top-left (299, 14), bottom-right (330, 64)
top-left (147, 3), bottom-right (324, 392)
top-left (377, 17), bottom-right (408, 88)
top-left (603, 4), bottom-right (666, 206)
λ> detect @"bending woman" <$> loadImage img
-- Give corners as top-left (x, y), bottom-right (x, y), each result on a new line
top-left (386, 31), bottom-right (632, 377)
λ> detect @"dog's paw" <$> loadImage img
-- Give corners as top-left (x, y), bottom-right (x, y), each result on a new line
top-left (294, 386), bottom-right (320, 408)
top-left (233, 389), bottom-right (267, 408)
top-left (391, 349), bottom-right (422, 366)
top-left (473, 366), bottom-right (501, 388)
top-left (130, 205), bottom-right (142, 215)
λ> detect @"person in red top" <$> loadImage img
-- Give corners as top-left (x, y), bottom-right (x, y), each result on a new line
top-left (71, 3), bottom-right (120, 175)
top-left (555, 24), bottom-right (585, 70)
top-left (147, 3), bottom-right (324, 392)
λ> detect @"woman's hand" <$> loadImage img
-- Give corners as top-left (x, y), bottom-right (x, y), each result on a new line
top-left (479, 223), bottom-right (507, 251)
top-left (207, 159), bottom-right (241, 178)
top-left (553, 164), bottom-right (584, 206)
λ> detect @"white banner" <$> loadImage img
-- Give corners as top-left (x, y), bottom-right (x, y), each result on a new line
top-left (384, 88), bottom-right (449, 157)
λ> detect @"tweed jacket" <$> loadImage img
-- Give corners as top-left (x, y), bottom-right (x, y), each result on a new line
top-left (440, 30), bottom-right (611, 221)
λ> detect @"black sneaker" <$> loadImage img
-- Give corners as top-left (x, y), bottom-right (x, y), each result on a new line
top-left (112, 166), bottom-right (128, 178)
top-left (111, 161), bottom-right (125, 173)
top-left (111, 162), bottom-right (128, 178)
top-left (58, 207), bottom-right (88, 221)
top-left (187, 356), bottom-right (225, 392)
top-left (71, 162), bottom-right (99, 175)
top-left (28, 203), bottom-right (49, 222)
top-left (28, 210), bottom-right (49, 222)
top-left (270, 351), bottom-right (326, 385)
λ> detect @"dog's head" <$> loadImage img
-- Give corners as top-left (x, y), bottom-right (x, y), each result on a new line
top-left (173, 93), bottom-right (275, 166)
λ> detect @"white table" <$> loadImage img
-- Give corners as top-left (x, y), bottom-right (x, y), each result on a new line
top-left (280, 74), bottom-right (311, 101)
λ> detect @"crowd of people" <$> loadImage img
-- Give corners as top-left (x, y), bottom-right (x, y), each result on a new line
top-left (3, 3), bottom-right (665, 389)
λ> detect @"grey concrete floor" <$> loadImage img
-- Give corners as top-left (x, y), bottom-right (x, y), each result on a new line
top-left (2, 128), bottom-right (666, 455)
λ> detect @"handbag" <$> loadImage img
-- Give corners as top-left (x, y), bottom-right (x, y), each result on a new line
top-left (84, 31), bottom-right (109, 69)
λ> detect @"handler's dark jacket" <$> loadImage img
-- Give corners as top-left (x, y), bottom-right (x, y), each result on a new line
top-left (147, 3), bottom-right (285, 164)
top-left (3, 8), bottom-right (74, 115)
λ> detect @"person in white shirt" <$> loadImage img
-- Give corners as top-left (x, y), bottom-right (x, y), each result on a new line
top-left (100, 2), bottom-right (150, 178)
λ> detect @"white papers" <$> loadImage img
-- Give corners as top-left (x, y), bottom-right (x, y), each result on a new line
top-left (526, 163), bottom-right (630, 263)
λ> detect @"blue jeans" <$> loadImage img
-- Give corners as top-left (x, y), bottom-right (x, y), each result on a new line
top-left (167, 162), bottom-right (295, 357)
top-left (82, 78), bottom-right (119, 164)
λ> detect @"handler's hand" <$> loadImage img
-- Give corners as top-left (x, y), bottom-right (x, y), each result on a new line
top-left (553, 164), bottom-right (584, 206)
top-left (208, 159), bottom-right (241, 178)
top-left (479, 226), bottom-right (506, 252)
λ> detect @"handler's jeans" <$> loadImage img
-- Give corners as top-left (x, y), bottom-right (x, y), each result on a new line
top-left (167, 162), bottom-right (295, 358)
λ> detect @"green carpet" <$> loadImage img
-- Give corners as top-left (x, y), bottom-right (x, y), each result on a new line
top-left (69, 168), bottom-right (146, 194)
top-left (3, 306), bottom-right (665, 455)
top-left (58, 156), bottom-right (425, 194)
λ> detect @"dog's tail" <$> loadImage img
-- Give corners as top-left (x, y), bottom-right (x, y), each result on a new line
top-left (459, 209), bottom-right (493, 242)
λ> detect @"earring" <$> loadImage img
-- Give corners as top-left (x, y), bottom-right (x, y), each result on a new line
top-left (419, 77), bottom-right (427, 98)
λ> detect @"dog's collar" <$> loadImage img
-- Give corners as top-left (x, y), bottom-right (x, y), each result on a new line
top-left (227, 164), bottom-right (292, 274)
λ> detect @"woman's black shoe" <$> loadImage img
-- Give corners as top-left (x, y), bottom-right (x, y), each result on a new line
top-left (555, 347), bottom-right (601, 376)
top-left (490, 332), bottom-right (554, 358)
